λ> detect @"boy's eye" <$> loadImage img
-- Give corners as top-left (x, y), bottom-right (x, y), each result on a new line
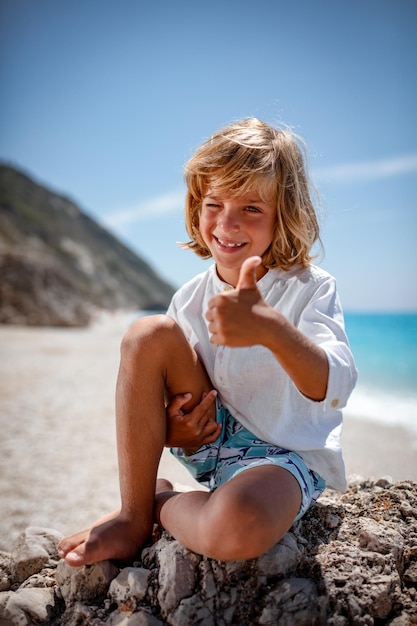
top-left (245, 205), bottom-right (261, 213)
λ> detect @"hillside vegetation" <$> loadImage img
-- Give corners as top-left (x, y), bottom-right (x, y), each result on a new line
top-left (0, 164), bottom-right (176, 326)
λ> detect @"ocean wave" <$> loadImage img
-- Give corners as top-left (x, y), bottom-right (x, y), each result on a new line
top-left (345, 383), bottom-right (417, 440)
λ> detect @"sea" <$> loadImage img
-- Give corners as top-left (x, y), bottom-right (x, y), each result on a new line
top-left (344, 312), bottom-right (417, 440)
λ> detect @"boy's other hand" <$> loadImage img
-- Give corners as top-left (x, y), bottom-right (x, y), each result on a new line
top-left (165, 390), bottom-right (220, 453)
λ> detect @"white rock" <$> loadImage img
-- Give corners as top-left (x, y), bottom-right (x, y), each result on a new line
top-left (0, 552), bottom-right (11, 592)
top-left (357, 517), bottom-right (404, 563)
top-left (169, 595), bottom-right (215, 626)
top-left (55, 559), bottom-right (119, 604)
top-left (0, 587), bottom-right (56, 625)
top-left (11, 527), bottom-right (63, 584)
top-left (198, 560), bottom-right (217, 599)
top-left (108, 566), bottom-right (151, 604)
top-left (106, 608), bottom-right (164, 625)
top-left (257, 532), bottom-right (301, 577)
top-left (156, 539), bottom-right (200, 616)
top-left (259, 578), bottom-right (322, 625)
top-left (0, 591), bottom-right (13, 621)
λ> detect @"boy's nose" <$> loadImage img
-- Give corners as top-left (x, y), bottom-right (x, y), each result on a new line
top-left (219, 209), bottom-right (240, 232)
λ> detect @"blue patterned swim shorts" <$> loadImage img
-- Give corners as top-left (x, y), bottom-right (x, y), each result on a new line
top-left (170, 401), bottom-right (326, 521)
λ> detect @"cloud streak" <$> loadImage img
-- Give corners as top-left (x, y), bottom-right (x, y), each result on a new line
top-left (313, 153), bottom-right (417, 183)
top-left (103, 188), bottom-right (185, 227)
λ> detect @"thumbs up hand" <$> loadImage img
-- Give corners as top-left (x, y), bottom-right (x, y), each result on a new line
top-left (236, 256), bottom-right (262, 291)
top-left (206, 256), bottom-right (270, 347)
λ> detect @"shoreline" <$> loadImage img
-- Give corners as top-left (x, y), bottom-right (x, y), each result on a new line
top-left (342, 413), bottom-right (417, 483)
top-left (1, 323), bottom-right (416, 551)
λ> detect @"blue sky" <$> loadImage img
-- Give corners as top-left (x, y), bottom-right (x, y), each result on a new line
top-left (1, 0), bottom-right (416, 311)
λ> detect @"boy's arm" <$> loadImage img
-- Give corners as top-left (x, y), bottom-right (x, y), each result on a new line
top-left (255, 307), bottom-right (329, 401)
top-left (206, 256), bottom-right (328, 402)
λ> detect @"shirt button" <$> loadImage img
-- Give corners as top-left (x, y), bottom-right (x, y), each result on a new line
top-left (223, 285), bottom-right (233, 291)
top-left (331, 399), bottom-right (339, 408)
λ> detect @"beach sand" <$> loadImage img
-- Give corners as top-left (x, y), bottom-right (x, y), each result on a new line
top-left (1, 321), bottom-right (416, 551)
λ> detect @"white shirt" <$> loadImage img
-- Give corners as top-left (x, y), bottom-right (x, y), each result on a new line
top-left (167, 263), bottom-right (357, 491)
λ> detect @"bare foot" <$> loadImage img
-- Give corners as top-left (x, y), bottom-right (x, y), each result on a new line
top-left (58, 481), bottom-right (175, 567)
top-left (57, 510), bottom-right (150, 567)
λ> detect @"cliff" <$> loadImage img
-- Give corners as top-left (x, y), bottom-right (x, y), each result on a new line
top-left (0, 478), bottom-right (416, 625)
top-left (0, 164), bottom-right (176, 326)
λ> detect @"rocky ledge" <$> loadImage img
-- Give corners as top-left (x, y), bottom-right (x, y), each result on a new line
top-left (0, 478), bottom-right (416, 625)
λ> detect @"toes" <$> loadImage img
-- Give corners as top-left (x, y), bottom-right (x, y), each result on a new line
top-left (57, 531), bottom-right (87, 558)
top-left (64, 544), bottom-right (88, 566)
top-left (57, 538), bottom-right (75, 558)
top-left (63, 535), bottom-right (100, 566)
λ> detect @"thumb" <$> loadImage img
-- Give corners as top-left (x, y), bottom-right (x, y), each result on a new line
top-left (236, 256), bottom-right (262, 290)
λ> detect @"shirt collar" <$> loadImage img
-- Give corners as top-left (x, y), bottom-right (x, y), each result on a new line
top-left (210, 264), bottom-right (282, 295)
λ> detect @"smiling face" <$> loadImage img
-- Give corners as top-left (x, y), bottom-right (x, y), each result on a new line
top-left (199, 191), bottom-right (277, 286)
top-left (183, 119), bottom-right (320, 273)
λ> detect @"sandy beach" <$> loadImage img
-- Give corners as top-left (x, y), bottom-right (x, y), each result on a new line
top-left (1, 320), bottom-right (416, 552)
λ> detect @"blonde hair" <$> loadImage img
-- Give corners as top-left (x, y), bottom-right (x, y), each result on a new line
top-left (182, 118), bottom-right (320, 270)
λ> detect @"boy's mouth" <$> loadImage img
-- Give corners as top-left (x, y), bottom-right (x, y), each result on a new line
top-left (214, 236), bottom-right (246, 249)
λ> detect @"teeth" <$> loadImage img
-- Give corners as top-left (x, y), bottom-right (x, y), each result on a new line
top-left (217, 238), bottom-right (244, 248)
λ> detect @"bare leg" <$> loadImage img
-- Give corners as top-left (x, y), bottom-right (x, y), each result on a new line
top-left (155, 465), bottom-right (302, 561)
top-left (58, 315), bottom-right (213, 566)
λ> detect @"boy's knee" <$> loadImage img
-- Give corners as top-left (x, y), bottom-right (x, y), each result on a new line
top-left (121, 314), bottom-right (178, 358)
top-left (126, 313), bottom-right (174, 338)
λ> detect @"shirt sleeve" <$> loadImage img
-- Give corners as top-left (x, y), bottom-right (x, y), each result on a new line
top-left (166, 292), bottom-right (177, 321)
top-left (296, 274), bottom-right (358, 410)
